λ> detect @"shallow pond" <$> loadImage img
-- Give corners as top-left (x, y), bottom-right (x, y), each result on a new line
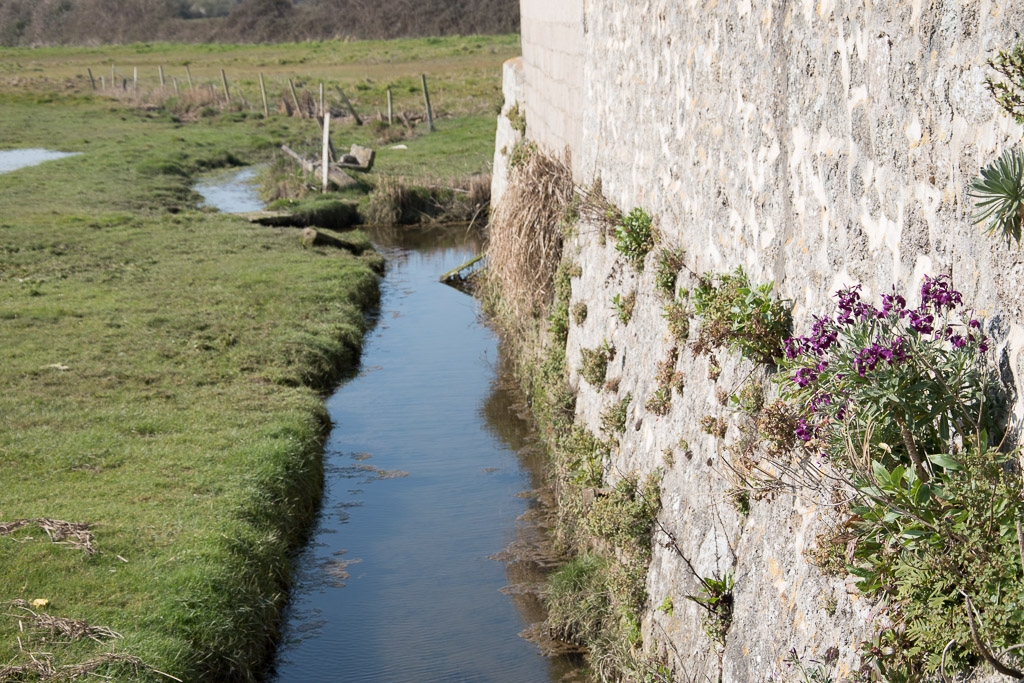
top-left (0, 148), bottom-right (79, 174)
top-left (193, 166), bottom-right (263, 213)
top-left (269, 225), bottom-right (572, 682)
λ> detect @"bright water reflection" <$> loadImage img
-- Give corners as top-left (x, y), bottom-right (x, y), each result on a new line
top-left (271, 225), bottom-right (572, 682)
top-left (0, 148), bottom-right (79, 174)
top-left (193, 166), bottom-right (263, 213)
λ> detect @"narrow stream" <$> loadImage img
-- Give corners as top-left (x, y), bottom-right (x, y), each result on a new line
top-left (191, 171), bottom-right (569, 681)
top-left (268, 225), bottom-right (571, 682)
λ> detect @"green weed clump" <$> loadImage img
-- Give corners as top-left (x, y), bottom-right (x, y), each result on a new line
top-left (654, 247), bottom-right (686, 298)
top-left (612, 290), bottom-right (636, 324)
top-left (571, 301), bottom-right (588, 326)
top-left (985, 42), bottom-right (1024, 123)
top-left (579, 341), bottom-right (614, 387)
top-left (692, 267), bottom-right (791, 365)
top-left (662, 288), bottom-right (691, 342)
top-left (686, 572), bottom-right (733, 647)
top-left (601, 393), bottom-right (632, 437)
top-left (614, 207), bottom-right (654, 271)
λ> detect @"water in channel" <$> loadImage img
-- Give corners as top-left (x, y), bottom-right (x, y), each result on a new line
top-left (267, 226), bottom-right (571, 681)
top-left (190, 170), bottom-right (568, 680)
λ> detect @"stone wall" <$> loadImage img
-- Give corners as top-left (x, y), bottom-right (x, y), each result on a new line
top-left (494, 0), bottom-right (1024, 680)
top-left (518, 0), bottom-right (584, 174)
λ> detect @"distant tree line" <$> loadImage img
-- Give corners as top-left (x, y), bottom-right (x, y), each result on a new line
top-left (0, 0), bottom-right (520, 46)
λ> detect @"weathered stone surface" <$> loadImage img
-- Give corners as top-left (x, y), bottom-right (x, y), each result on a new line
top-left (495, 0), bottom-right (1024, 679)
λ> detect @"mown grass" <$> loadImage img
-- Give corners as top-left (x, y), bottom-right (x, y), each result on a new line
top-left (0, 34), bottom-right (511, 681)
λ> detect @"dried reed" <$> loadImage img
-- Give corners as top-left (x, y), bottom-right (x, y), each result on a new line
top-left (0, 518), bottom-right (96, 555)
top-left (485, 146), bottom-right (573, 326)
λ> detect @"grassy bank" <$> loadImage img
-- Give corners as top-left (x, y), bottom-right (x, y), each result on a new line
top-left (0, 35), bottom-right (510, 681)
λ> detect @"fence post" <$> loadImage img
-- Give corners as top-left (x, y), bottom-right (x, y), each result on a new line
top-left (319, 82), bottom-right (325, 119)
top-left (133, 66), bottom-right (138, 90)
top-left (288, 79), bottom-right (302, 118)
top-left (173, 76), bottom-right (179, 95)
top-left (334, 86), bottom-right (362, 126)
top-left (387, 87), bottom-right (393, 125)
top-left (159, 65), bottom-right (165, 88)
top-left (322, 112), bottom-right (331, 194)
top-left (259, 73), bottom-right (269, 118)
top-left (87, 68), bottom-right (96, 90)
top-left (185, 65), bottom-right (193, 90)
top-left (421, 74), bottom-right (435, 132)
top-left (220, 69), bottom-right (231, 105)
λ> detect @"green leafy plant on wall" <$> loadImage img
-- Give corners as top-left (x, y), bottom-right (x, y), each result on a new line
top-left (969, 145), bottom-right (1024, 247)
top-left (615, 207), bottom-right (655, 270)
top-left (985, 43), bottom-right (1024, 123)
top-left (612, 290), bottom-right (637, 325)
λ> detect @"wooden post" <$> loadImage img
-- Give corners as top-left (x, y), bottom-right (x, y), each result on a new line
top-left (87, 68), bottom-right (96, 90)
top-left (133, 66), bottom-right (137, 90)
top-left (321, 112), bottom-right (331, 194)
top-left (421, 74), bottom-right (435, 132)
top-left (288, 79), bottom-right (302, 118)
top-left (319, 82), bottom-right (324, 119)
top-left (111, 64), bottom-right (115, 86)
top-left (185, 65), bottom-right (193, 90)
top-left (173, 76), bottom-right (179, 95)
top-left (122, 78), bottom-right (127, 91)
top-left (259, 73), bottom-right (269, 118)
top-left (159, 65), bottom-right (165, 88)
top-left (386, 87), bottom-right (393, 125)
top-left (334, 86), bottom-right (362, 126)
top-left (220, 69), bottom-right (231, 105)
top-left (208, 82), bottom-right (216, 103)
top-left (100, 75), bottom-right (105, 89)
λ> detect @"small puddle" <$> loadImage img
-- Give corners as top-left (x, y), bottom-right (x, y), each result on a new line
top-left (270, 225), bottom-right (576, 682)
top-left (193, 166), bottom-right (263, 213)
top-left (0, 149), bottom-right (80, 174)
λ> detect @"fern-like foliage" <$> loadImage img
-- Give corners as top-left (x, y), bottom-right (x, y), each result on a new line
top-left (969, 145), bottom-right (1024, 247)
top-left (985, 43), bottom-right (1024, 123)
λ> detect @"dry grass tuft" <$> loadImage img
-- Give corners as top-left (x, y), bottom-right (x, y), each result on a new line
top-left (0, 519), bottom-right (96, 555)
top-left (574, 177), bottom-right (622, 236)
top-left (484, 146), bottom-right (574, 326)
top-left (7, 601), bottom-right (122, 643)
top-left (0, 653), bottom-right (151, 681)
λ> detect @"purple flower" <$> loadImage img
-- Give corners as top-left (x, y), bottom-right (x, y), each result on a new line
top-left (795, 418), bottom-right (817, 442)
top-left (794, 367), bottom-right (819, 388)
top-left (920, 275), bottom-right (963, 312)
top-left (908, 309), bottom-right (934, 335)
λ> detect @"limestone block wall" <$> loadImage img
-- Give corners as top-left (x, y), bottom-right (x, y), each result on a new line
top-left (518, 0), bottom-right (585, 174)
top-left (499, 0), bottom-right (1024, 679)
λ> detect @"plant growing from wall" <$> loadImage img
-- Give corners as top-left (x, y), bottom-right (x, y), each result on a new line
top-left (655, 247), bottom-right (687, 298)
top-left (773, 276), bottom-right (1024, 678)
top-left (601, 393), bottom-right (632, 437)
top-left (693, 267), bottom-right (792, 365)
top-left (579, 340), bottom-right (614, 387)
top-left (571, 301), bottom-right (588, 326)
top-left (612, 290), bottom-right (637, 324)
top-left (615, 207), bottom-right (655, 270)
top-left (985, 43), bottom-right (1024, 123)
top-left (506, 101), bottom-right (526, 134)
top-left (685, 572), bottom-right (733, 646)
top-left (777, 275), bottom-right (992, 481)
top-left (969, 145), bottom-right (1024, 247)
top-left (662, 288), bottom-right (691, 343)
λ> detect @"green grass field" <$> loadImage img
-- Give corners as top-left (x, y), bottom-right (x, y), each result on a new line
top-left (0, 35), bottom-right (515, 681)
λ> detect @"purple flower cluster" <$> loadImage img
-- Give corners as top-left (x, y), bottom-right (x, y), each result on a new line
top-left (853, 337), bottom-right (909, 377)
top-left (920, 274), bottom-right (963, 312)
top-left (780, 275), bottom-right (990, 449)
